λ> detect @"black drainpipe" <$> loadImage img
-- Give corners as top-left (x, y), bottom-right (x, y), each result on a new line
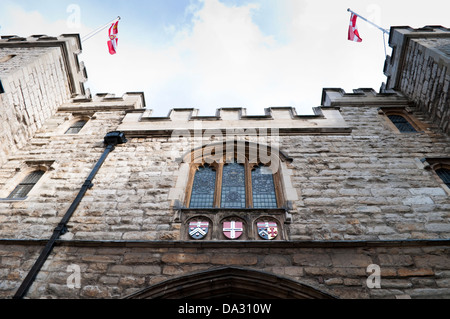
top-left (13, 131), bottom-right (127, 299)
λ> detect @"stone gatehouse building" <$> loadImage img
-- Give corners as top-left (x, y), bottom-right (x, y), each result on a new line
top-left (0, 26), bottom-right (449, 299)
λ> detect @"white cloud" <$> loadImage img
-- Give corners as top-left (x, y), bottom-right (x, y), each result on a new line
top-left (81, 0), bottom-right (324, 115)
top-left (82, 0), bottom-right (275, 115)
top-left (0, 3), bottom-right (91, 38)
top-left (7, 0), bottom-right (434, 117)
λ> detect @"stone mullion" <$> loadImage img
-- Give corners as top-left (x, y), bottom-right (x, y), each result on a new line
top-left (213, 162), bottom-right (223, 208)
top-left (272, 170), bottom-right (284, 209)
top-left (246, 161), bottom-right (258, 208)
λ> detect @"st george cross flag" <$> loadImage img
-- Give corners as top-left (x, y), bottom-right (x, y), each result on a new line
top-left (107, 20), bottom-right (119, 54)
top-left (348, 13), bottom-right (362, 42)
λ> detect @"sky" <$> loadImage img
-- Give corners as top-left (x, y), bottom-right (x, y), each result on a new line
top-left (0, 0), bottom-right (449, 116)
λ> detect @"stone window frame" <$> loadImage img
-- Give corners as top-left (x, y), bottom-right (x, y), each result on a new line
top-left (169, 141), bottom-right (298, 228)
top-left (0, 160), bottom-right (55, 201)
top-left (379, 107), bottom-right (426, 134)
top-left (170, 141), bottom-right (297, 241)
top-left (0, 54), bottom-right (16, 63)
top-left (7, 170), bottom-right (45, 199)
top-left (422, 158), bottom-right (450, 195)
top-left (183, 142), bottom-right (286, 209)
top-left (58, 115), bottom-right (91, 135)
top-left (64, 119), bottom-right (88, 135)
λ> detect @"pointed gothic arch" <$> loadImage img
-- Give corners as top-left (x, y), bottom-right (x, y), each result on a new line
top-left (181, 140), bottom-right (293, 209)
top-left (179, 140), bottom-right (293, 165)
top-left (125, 267), bottom-right (336, 299)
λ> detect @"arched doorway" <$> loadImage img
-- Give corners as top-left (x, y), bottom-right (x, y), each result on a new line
top-left (125, 267), bottom-right (336, 299)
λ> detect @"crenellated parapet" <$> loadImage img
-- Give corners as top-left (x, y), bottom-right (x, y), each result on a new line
top-left (321, 88), bottom-right (410, 107)
top-left (59, 92), bottom-right (146, 113)
top-left (0, 34), bottom-right (89, 166)
top-left (0, 34), bottom-right (88, 98)
top-left (382, 25), bottom-right (450, 134)
top-left (117, 106), bottom-right (352, 137)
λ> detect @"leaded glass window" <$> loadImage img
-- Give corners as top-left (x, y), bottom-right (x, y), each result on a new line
top-left (189, 165), bottom-right (216, 208)
top-left (65, 120), bottom-right (87, 134)
top-left (252, 165), bottom-right (277, 208)
top-left (436, 168), bottom-right (450, 188)
top-left (8, 170), bottom-right (44, 199)
top-left (221, 162), bottom-right (246, 208)
top-left (186, 145), bottom-right (284, 209)
top-left (388, 115), bottom-right (417, 133)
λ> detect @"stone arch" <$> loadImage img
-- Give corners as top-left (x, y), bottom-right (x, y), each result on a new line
top-left (180, 140), bottom-right (293, 165)
top-left (125, 267), bottom-right (336, 299)
top-left (180, 140), bottom-right (293, 209)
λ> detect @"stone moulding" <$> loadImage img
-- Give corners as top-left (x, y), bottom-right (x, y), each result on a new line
top-left (117, 106), bottom-right (352, 137)
top-left (180, 208), bottom-right (289, 241)
top-left (124, 266), bottom-right (337, 299)
top-left (1, 238), bottom-right (449, 249)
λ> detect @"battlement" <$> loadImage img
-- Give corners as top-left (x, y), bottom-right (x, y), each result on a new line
top-left (118, 106), bottom-right (351, 137)
top-left (137, 105), bottom-right (325, 121)
top-left (58, 92), bottom-right (146, 112)
top-left (0, 34), bottom-right (87, 98)
top-left (321, 88), bottom-right (409, 107)
top-left (382, 25), bottom-right (450, 134)
top-left (383, 25), bottom-right (450, 91)
top-left (0, 34), bottom-right (89, 166)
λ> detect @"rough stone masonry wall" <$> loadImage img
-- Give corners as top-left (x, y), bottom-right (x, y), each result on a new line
top-left (399, 37), bottom-right (450, 134)
top-left (1, 243), bottom-right (449, 299)
top-left (68, 135), bottom-right (181, 242)
top-left (64, 106), bottom-right (450, 243)
top-left (287, 105), bottom-right (450, 241)
top-left (2, 104), bottom-right (448, 242)
top-left (1, 102), bottom-right (449, 299)
top-left (0, 47), bottom-right (71, 166)
top-left (0, 109), bottom-right (127, 239)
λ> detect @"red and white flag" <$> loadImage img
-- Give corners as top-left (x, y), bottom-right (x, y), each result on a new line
top-left (348, 13), bottom-right (362, 42)
top-left (107, 20), bottom-right (119, 54)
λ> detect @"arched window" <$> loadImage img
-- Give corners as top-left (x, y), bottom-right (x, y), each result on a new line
top-left (221, 161), bottom-right (246, 208)
top-left (380, 108), bottom-right (425, 134)
top-left (436, 168), bottom-right (450, 188)
top-left (420, 158), bottom-right (450, 192)
top-left (387, 115), bottom-right (417, 133)
top-left (7, 170), bottom-right (44, 199)
top-left (251, 164), bottom-right (278, 208)
top-left (189, 165), bottom-right (217, 208)
top-left (65, 120), bottom-right (87, 134)
top-left (185, 142), bottom-right (284, 209)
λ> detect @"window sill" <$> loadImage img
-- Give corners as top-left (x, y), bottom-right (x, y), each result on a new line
top-left (180, 207), bottom-right (287, 212)
top-left (178, 208), bottom-right (292, 224)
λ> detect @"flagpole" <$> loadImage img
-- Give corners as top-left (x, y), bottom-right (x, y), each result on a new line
top-left (347, 8), bottom-right (389, 35)
top-left (81, 16), bottom-right (120, 43)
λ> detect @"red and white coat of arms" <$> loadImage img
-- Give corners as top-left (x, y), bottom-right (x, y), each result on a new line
top-left (223, 221), bottom-right (243, 240)
top-left (257, 222), bottom-right (278, 240)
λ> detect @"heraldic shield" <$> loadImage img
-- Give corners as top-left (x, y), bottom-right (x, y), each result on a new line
top-left (257, 222), bottom-right (278, 240)
top-left (223, 221), bottom-right (243, 240)
top-left (188, 220), bottom-right (209, 240)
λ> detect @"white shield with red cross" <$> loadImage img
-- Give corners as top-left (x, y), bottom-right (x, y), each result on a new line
top-left (223, 221), bottom-right (243, 240)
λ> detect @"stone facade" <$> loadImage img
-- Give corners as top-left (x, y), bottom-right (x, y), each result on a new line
top-left (0, 35), bottom-right (87, 167)
top-left (0, 27), bottom-right (449, 299)
top-left (383, 26), bottom-right (450, 134)
top-left (2, 242), bottom-right (450, 299)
